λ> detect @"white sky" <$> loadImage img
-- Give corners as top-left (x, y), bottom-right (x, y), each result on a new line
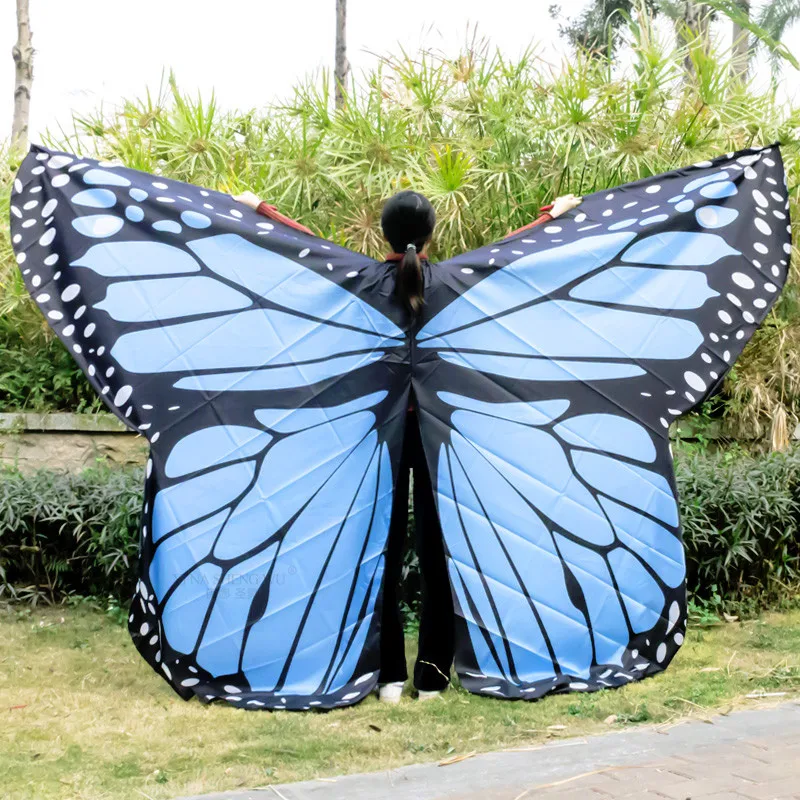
top-left (1, 1), bottom-right (799, 142)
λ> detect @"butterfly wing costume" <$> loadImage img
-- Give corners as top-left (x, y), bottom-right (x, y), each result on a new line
top-left (10, 143), bottom-right (791, 708)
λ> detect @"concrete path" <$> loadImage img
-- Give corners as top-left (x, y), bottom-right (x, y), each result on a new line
top-left (180, 701), bottom-right (800, 800)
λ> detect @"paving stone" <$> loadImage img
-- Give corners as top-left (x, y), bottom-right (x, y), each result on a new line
top-left (732, 759), bottom-right (791, 783)
top-left (656, 778), bottom-right (754, 799)
top-left (732, 776), bottom-right (800, 800)
top-left (537, 790), bottom-right (614, 799)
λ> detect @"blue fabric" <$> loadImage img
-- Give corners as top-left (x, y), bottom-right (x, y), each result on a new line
top-left (10, 141), bottom-right (790, 708)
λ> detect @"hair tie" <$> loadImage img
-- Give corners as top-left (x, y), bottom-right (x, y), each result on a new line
top-left (405, 243), bottom-right (417, 252)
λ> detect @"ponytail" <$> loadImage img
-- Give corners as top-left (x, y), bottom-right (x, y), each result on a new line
top-left (395, 244), bottom-right (425, 316)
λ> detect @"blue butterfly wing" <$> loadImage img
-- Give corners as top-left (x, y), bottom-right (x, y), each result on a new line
top-left (415, 145), bottom-right (791, 697)
top-left (10, 145), bottom-right (408, 709)
top-left (148, 395), bottom-right (395, 707)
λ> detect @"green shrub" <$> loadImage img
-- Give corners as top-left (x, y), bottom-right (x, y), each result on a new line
top-left (0, 332), bottom-right (103, 413)
top-left (676, 446), bottom-right (800, 613)
top-left (1, 449), bottom-right (799, 614)
top-left (0, 465), bottom-right (142, 604)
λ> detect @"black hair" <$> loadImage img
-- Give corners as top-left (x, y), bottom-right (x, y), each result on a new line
top-left (380, 190), bottom-right (435, 316)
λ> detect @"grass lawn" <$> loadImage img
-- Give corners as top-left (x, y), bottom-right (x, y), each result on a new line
top-left (1, 606), bottom-right (799, 800)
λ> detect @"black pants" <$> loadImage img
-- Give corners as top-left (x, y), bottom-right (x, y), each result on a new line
top-left (378, 410), bottom-right (455, 691)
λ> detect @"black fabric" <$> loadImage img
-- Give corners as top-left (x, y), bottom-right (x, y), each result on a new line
top-left (379, 407), bottom-right (455, 692)
top-left (9, 142), bottom-right (791, 710)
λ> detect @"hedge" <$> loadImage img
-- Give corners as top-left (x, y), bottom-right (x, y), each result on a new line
top-left (1, 448), bottom-right (799, 615)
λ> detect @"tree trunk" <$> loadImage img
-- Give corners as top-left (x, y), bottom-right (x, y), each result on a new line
top-left (334, 0), bottom-right (348, 111)
top-left (730, 0), bottom-right (751, 82)
top-left (11, 0), bottom-right (34, 150)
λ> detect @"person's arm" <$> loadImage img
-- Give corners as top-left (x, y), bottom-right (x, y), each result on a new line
top-left (505, 193), bottom-right (583, 238)
top-left (232, 191), bottom-right (314, 235)
top-left (506, 209), bottom-right (553, 238)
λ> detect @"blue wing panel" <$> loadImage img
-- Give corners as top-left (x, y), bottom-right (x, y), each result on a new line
top-left (553, 413), bottom-right (656, 462)
top-left (152, 462), bottom-right (256, 543)
top-left (241, 433), bottom-right (382, 694)
top-left (11, 144), bottom-right (405, 438)
top-left (161, 563), bottom-right (222, 654)
top-left (109, 308), bottom-right (394, 374)
top-left (621, 231), bottom-right (738, 266)
top-left (164, 426), bottom-right (272, 478)
top-left (325, 443), bottom-right (392, 694)
top-left (187, 234), bottom-right (403, 338)
top-left (196, 545), bottom-right (280, 676)
top-left (145, 392), bottom-right (395, 706)
top-left (9, 144), bottom-right (406, 709)
top-left (418, 144), bottom-right (790, 700)
top-left (553, 535), bottom-right (628, 666)
top-left (73, 241), bottom-right (200, 276)
top-left (599, 497), bottom-right (685, 588)
top-left (149, 510), bottom-right (228, 600)
top-left (438, 353), bottom-right (645, 381)
top-left (420, 300), bottom-right (704, 360)
top-left (574, 452), bottom-right (679, 527)
top-left (569, 267), bottom-right (718, 309)
top-left (417, 232), bottom-right (635, 340)
top-left (432, 394), bottom-right (680, 694)
top-left (95, 276), bottom-right (251, 321)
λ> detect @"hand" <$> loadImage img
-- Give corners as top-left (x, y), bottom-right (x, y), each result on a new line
top-left (549, 193), bottom-right (583, 219)
top-left (232, 190), bottom-right (261, 210)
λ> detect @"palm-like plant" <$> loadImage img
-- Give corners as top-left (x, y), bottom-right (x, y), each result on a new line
top-left (0, 8), bottom-right (798, 443)
top-left (708, 0), bottom-right (800, 77)
top-left (555, 0), bottom-right (800, 75)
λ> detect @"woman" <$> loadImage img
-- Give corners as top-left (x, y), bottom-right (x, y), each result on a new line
top-left (234, 188), bottom-right (582, 703)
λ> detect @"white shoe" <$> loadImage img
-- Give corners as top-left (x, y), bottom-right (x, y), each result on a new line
top-left (417, 689), bottom-right (444, 701)
top-left (378, 681), bottom-right (405, 704)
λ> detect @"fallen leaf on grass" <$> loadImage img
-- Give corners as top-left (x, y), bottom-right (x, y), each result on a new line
top-left (674, 697), bottom-right (716, 723)
top-left (439, 751), bottom-right (476, 766)
top-left (655, 720), bottom-right (687, 734)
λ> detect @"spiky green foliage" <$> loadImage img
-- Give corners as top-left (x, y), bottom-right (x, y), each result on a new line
top-left (0, 9), bottom-right (799, 439)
